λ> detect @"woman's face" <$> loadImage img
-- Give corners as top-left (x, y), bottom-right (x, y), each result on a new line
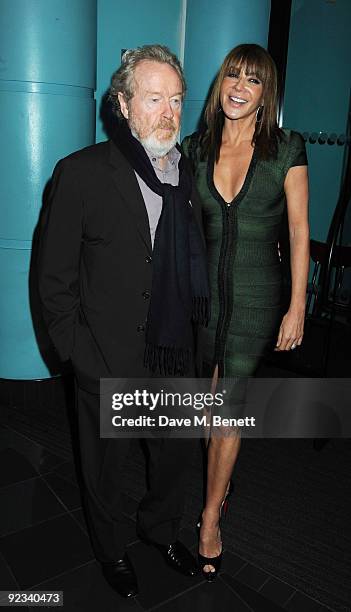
top-left (219, 63), bottom-right (264, 122)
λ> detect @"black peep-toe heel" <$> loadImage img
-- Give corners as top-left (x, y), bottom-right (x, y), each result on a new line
top-left (197, 479), bottom-right (234, 581)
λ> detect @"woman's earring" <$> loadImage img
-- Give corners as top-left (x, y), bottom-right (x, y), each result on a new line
top-left (256, 105), bottom-right (264, 122)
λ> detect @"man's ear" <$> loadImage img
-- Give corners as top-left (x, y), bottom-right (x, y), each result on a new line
top-left (118, 92), bottom-right (129, 119)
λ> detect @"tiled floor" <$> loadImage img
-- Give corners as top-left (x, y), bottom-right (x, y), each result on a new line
top-left (0, 423), bottom-right (339, 611)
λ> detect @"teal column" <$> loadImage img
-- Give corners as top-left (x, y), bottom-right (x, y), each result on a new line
top-left (0, 0), bottom-right (97, 379)
top-left (283, 0), bottom-right (351, 241)
top-left (182, 0), bottom-right (271, 137)
top-left (96, 0), bottom-right (183, 143)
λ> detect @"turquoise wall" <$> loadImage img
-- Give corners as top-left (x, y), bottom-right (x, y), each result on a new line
top-left (95, 0), bottom-right (183, 143)
top-left (182, 0), bottom-right (271, 138)
top-left (0, 0), bottom-right (97, 379)
top-left (95, 0), bottom-right (271, 142)
top-left (283, 0), bottom-right (351, 241)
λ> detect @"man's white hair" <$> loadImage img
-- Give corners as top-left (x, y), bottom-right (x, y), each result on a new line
top-left (108, 44), bottom-right (186, 118)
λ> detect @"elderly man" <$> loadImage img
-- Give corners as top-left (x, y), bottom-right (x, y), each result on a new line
top-left (38, 45), bottom-right (209, 598)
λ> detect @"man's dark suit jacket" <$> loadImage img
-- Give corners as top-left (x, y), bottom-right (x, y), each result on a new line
top-left (38, 139), bottom-right (204, 393)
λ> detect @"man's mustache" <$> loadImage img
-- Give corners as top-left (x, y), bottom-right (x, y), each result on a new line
top-left (155, 119), bottom-right (176, 132)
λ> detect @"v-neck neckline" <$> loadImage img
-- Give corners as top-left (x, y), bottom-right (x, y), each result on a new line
top-left (207, 146), bottom-right (258, 207)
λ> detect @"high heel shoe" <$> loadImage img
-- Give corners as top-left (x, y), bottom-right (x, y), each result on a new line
top-left (197, 479), bottom-right (234, 582)
top-left (198, 549), bottom-right (222, 582)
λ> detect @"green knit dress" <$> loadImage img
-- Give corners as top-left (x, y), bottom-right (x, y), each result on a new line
top-left (182, 129), bottom-right (307, 379)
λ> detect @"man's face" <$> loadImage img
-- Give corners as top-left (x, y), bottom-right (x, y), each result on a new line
top-left (118, 60), bottom-right (183, 157)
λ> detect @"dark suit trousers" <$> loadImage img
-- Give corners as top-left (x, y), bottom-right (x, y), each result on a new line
top-left (75, 383), bottom-right (196, 562)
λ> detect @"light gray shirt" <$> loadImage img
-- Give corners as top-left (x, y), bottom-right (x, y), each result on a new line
top-left (135, 146), bottom-right (181, 248)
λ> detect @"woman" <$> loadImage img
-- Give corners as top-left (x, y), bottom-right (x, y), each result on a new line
top-left (182, 44), bottom-right (309, 580)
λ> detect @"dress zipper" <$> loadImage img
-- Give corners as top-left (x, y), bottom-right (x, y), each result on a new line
top-left (216, 202), bottom-right (233, 376)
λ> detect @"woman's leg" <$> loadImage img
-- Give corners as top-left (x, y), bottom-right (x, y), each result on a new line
top-left (199, 365), bottom-right (241, 574)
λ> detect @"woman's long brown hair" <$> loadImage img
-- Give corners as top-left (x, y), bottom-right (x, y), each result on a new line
top-left (200, 44), bottom-right (284, 161)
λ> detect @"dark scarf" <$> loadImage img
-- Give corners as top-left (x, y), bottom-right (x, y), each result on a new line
top-left (113, 121), bottom-right (210, 376)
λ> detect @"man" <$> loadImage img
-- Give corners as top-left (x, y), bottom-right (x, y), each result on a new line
top-left (38, 45), bottom-right (209, 598)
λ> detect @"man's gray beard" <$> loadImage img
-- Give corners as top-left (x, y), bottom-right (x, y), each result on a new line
top-left (130, 127), bottom-right (179, 158)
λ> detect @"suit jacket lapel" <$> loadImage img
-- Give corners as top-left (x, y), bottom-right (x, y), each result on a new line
top-left (108, 140), bottom-right (152, 254)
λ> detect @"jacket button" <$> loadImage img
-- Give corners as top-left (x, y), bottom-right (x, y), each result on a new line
top-left (145, 256), bottom-right (152, 263)
top-left (137, 324), bottom-right (145, 332)
top-left (142, 290), bottom-right (150, 299)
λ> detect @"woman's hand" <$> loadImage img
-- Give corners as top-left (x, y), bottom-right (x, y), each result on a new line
top-left (275, 307), bottom-right (305, 351)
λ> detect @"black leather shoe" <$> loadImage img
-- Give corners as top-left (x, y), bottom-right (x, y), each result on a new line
top-left (198, 550), bottom-right (222, 582)
top-left (101, 554), bottom-right (138, 598)
top-left (153, 541), bottom-right (198, 576)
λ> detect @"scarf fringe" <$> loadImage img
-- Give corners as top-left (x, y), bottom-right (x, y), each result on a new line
top-left (192, 296), bottom-right (210, 327)
top-left (144, 344), bottom-right (192, 377)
